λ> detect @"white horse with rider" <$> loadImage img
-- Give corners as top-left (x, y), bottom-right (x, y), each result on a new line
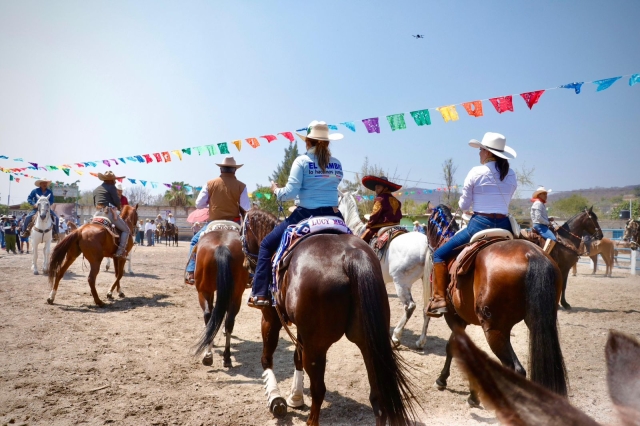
top-left (30, 195), bottom-right (54, 275)
top-left (339, 191), bottom-right (431, 348)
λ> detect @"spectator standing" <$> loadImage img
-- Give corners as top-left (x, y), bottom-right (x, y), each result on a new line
top-left (135, 220), bottom-right (145, 245)
top-left (3, 218), bottom-right (18, 254)
top-left (191, 221), bottom-right (203, 236)
top-left (412, 221), bottom-right (422, 232)
top-left (145, 219), bottom-right (155, 246)
top-left (0, 215), bottom-right (6, 249)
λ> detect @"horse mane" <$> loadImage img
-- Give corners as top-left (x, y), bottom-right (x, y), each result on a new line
top-left (561, 208), bottom-right (596, 233)
top-left (247, 208), bottom-right (279, 241)
top-left (121, 205), bottom-right (138, 228)
top-left (426, 204), bottom-right (459, 249)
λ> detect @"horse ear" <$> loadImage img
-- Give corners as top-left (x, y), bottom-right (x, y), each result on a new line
top-left (452, 330), bottom-right (599, 426)
top-left (589, 206), bottom-right (594, 213)
top-left (134, 203), bottom-right (139, 210)
top-left (606, 331), bottom-right (640, 424)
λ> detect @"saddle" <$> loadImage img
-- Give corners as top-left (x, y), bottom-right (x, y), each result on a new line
top-left (201, 220), bottom-right (240, 236)
top-left (90, 216), bottom-right (120, 245)
top-left (271, 216), bottom-right (352, 300)
top-left (369, 226), bottom-right (407, 260)
top-left (520, 227), bottom-right (580, 254)
top-left (447, 236), bottom-right (513, 292)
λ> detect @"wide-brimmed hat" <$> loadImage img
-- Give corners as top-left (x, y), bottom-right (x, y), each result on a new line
top-left (34, 179), bottom-right (52, 187)
top-left (146, 219), bottom-right (150, 222)
top-left (413, 221), bottom-right (420, 225)
top-left (362, 175), bottom-right (402, 192)
top-left (98, 171), bottom-right (124, 181)
top-left (469, 132), bottom-right (516, 159)
top-left (532, 186), bottom-right (552, 199)
top-left (295, 120), bottom-right (343, 142)
top-left (216, 156), bottom-right (243, 169)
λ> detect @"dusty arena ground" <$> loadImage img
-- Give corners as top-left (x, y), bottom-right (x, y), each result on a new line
top-left (1, 243), bottom-right (639, 426)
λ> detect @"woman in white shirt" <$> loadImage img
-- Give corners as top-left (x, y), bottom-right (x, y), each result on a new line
top-left (426, 132), bottom-right (518, 317)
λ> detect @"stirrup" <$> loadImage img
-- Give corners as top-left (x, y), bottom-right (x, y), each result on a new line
top-left (247, 295), bottom-right (271, 308)
top-left (185, 271), bottom-right (195, 285)
top-left (425, 298), bottom-right (448, 318)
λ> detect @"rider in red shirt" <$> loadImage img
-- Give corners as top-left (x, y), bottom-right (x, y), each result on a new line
top-left (116, 183), bottom-right (129, 206)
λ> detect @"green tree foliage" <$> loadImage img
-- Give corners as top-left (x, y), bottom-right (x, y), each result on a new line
top-left (270, 142), bottom-right (299, 186)
top-left (549, 194), bottom-right (591, 219)
top-left (164, 181), bottom-right (193, 207)
top-left (442, 158), bottom-right (459, 207)
top-left (78, 190), bottom-right (94, 206)
top-left (0, 204), bottom-right (9, 215)
top-left (340, 157), bottom-right (389, 214)
top-left (19, 202), bottom-right (31, 210)
top-left (252, 184), bottom-right (282, 217)
top-left (610, 200), bottom-right (639, 220)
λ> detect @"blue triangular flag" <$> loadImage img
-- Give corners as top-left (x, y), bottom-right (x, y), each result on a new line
top-left (559, 82), bottom-right (584, 94)
top-left (593, 77), bottom-right (621, 91)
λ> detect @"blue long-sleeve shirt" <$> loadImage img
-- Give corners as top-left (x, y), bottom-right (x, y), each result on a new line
top-left (27, 188), bottom-right (54, 207)
top-left (275, 149), bottom-right (343, 209)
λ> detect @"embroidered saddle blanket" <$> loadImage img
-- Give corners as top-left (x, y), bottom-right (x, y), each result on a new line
top-left (271, 216), bottom-right (352, 300)
top-left (369, 226), bottom-right (407, 260)
top-left (90, 216), bottom-right (120, 245)
top-left (201, 220), bottom-right (240, 237)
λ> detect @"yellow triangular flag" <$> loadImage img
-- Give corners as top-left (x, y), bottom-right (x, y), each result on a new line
top-left (171, 150), bottom-right (183, 160)
top-left (232, 139), bottom-right (242, 151)
top-left (75, 170), bottom-right (84, 175)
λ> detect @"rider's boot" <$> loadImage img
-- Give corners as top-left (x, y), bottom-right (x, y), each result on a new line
top-left (21, 221), bottom-right (34, 238)
top-left (114, 231), bottom-right (129, 258)
top-left (426, 262), bottom-right (449, 318)
top-left (543, 239), bottom-right (556, 254)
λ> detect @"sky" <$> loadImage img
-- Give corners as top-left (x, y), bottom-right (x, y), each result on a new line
top-left (1, 0), bottom-right (639, 206)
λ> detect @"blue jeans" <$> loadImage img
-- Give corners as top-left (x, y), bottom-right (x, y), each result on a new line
top-left (251, 207), bottom-right (345, 298)
top-left (22, 209), bottom-right (59, 232)
top-left (0, 231), bottom-right (5, 248)
top-left (433, 215), bottom-right (512, 263)
top-left (186, 223), bottom-right (208, 273)
top-left (533, 224), bottom-right (557, 241)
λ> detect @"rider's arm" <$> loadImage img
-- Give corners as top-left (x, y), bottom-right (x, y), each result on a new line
top-left (27, 189), bottom-right (37, 206)
top-left (274, 157), bottom-right (304, 201)
top-left (239, 187), bottom-right (251, 211)
top-left (195, 185), bottom-right (209, 209)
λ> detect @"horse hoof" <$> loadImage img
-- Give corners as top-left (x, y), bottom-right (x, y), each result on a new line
top-left (269, 397), bottom-right (287, 418)
top-left (118, 292), bottom-right (125, 298)
top-left (286, 394), bottom-right (305, 408)
top-left (561, 303), bottom-right (572, 310)
top-left (106, 292), bottom-right (114, 300)
top-left (33, 270), bottom-right (39, 276)
top-left (96, 302), bottom-right (106, 308)
top-left (223, 359), bottom-right (232, 368)
top-left (435, 379), bottom-right (447, 391)
top-left (47, 298), bottom-right (53, 305)
top-left (391, 336), bottom-right (400, 348)
top-left (202, 355), bottom-right (213, 366)
top-left (415, 339), bottom-right (426, 350)
top-left (467, 396), bottom-right (481, 408)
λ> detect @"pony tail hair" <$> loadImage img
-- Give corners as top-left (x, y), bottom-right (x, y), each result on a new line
top-left (310, 139), bottom-right (331, 172)
top-left (494, 158), bottom-right (510, 181)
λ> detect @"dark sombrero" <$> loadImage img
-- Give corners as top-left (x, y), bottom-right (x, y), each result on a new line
top-left (361, 176), bottom-right (402, 192)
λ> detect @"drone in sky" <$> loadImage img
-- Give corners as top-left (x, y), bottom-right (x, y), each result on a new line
top-left (412, 34), bottom-right (425, 39)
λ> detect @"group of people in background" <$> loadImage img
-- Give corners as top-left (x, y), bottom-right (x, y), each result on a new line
top-left (1, 214), bottom-right (29, 254)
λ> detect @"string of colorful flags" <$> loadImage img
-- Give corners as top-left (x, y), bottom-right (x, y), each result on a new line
top-left (1, 72), bottom-right (638, 190)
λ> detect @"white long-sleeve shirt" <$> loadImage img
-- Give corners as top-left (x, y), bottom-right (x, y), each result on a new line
top-left (144, 223), bottom-right (155, 232)
top-left (195, 182), bottom-right (251, 211)
top-left (531, 200), bottom-right (550, 225)
top-left (458, 162), bottom-right (517, 215)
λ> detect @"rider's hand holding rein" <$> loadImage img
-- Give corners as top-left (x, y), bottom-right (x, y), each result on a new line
top-left (270, 181), bottom-right (279, 193)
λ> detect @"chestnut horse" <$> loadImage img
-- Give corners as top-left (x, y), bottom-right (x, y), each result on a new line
top-left (192, 225), bottom-right (248, 368)
top-left (47, 205), bottom-right (138, 307)
top-left (425, 205), bottom-right (567, 404)
top-left (571, 237), bottom-right (616, 277)
top-left (196, 209), bottom-right (418, 426)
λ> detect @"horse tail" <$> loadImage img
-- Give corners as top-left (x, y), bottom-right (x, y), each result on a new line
top-left (194, 245), bottom-right (234, 356)
top-left (345, 249), bottom-right (418, 426)
top-left (525, 251), bottom-right (568, 396)
top-left (48, 230), bottom-right (81, 284)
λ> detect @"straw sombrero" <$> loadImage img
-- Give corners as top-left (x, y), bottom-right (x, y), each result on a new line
top-left (216, 156), bottom-right (243, 169)
top-left (532, 186), bottom-right (552, 199)
top-left (361, 176), bottom-right (402, 192)
top-left (34, 179), bottom-right (52, 187)
top-left (295, 121), bottom-right (343, 142)
top-left (468, 132), bottom-right (517, 159)
top-left (98, 171), bottom-right (125, 181)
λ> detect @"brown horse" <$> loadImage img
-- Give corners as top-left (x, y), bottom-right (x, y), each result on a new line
top-left (66, 220), bottom-right (78, 233)
top-left (47, 205), bottom-right (138, 307)
top-left (425, 205), bottom-right (567, 404)
top-left (196, 209), bottom-right (418, 426)
top-left (452, 329), bottom-right (640, 426)
top-left (192, 224), bottom-right (247, 368)
top-left (164, 222), bottom-right (179, 246)
top-left (525, 208), bottom-right (603, 309)
top-left (571, 237), bottom-right (616, 277)
top-left (624, 219), bottom-right (640, 245)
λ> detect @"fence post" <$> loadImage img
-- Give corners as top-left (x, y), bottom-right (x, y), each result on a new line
top-left (631, 250), bottom-right (637, 276)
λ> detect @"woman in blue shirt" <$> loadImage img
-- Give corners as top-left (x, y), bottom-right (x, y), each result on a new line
top-left (248, 121), bottom-right (345, 308)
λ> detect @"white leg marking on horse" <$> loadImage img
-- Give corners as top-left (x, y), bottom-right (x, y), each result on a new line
top-left (286, 369), bottom-right (305, 407)
top-left (262, 368), bottom-right (283, 405)
top-left (48, 290), bottom-right (56, 302)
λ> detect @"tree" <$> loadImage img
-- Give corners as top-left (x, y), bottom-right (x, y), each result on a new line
top-left (549, 194), bottom-right (591, 219)
top-left (610, 200), bottom-right (639, 220)
top-left (514, 162), bottom-right (535, 200)
top-left (164, 181), bottom-right (193, 207)
top-left (125, 186), bottom-right (155, 206)
top-left (442, 158), bottom-right (459, 207)
top-left (78, 190), bottom-right (94, 206)
top-left (19, 202), bottom-right (31, 210)
top-left (340, 157), bottom-right (392, 214)
top-left (252, 184), bottom-right (281, 217)
top-left (270, 142), bottom-right (299, 186)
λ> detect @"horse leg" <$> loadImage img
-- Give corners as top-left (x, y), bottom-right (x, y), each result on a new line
top-left (591, 255), bottom-right (598, 275)
top-left (126, 254), bottom-right (133, 274)
top-left (87, 260), bottom-right (105, 307)
top-left (31, 237), bottom-right (39, 275)
top-left (104, 257), bottom-right (110, 272)
top-left (572, 261), bottom-right (577, 276)
top-left (560, 270), bottom-right (571, 310)
top-left (302, 346), bottom-right (329, 426)
top-left (436, 315), bottom-right (467, 391)
top-left (391, 280), bottom-right (416, 347)
top-left (286, 340), bottom-right (305, 408)
top-left (109, 258), bottom-right (126, 298)
top-left (198, 290), bottom-right (215, 366)
top-left (107, 258), bottom-right (120, 299)
top-left (261, 307), bottom-right (286, 418)
top-left (42, 237), bottom-right (51, 274)
top-left (222, 295), bottom-right (242, 368)
top-left (480, 327), bottom-right (526, 407)
top-left (47, 243), bottom-right (81, 305)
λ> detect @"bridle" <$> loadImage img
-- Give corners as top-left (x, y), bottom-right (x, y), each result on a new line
top-left (557, 209), bottom-right (601, 251)
top-left (34, 198), bottom-right (53, 233)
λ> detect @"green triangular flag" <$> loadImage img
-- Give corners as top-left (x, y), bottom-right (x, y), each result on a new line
top-left (386, 113), bottom-right (407, 131)
top-left (9, 174), bottom-right (14, 181)
top-left (181, 148), bottom-right (191, 155)
top-left (217, 143), bottom-right (230, 154)
top-left (62, 168), bottom-right (70, 176)
top-left (205, 145), bottom-right (216, 156)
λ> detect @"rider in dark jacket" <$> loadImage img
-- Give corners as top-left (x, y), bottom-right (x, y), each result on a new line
top-left (93, 171), bottom-right (129, 258)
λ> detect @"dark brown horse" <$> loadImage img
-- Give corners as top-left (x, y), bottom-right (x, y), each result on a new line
top-left (526, 208), bottom-right (603, 309)
top-left (196, 209), bottom-right (418, 426)
top-left (425, 205), bottom-right (567, 405)
top-left (164, 222), bottom-right (179, 246)
top-left (192, 224), bottom-right (247, 368)
top-left (47, 205), bottom-right (138, 307)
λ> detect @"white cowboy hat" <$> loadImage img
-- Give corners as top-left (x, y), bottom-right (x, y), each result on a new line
top-left (413, 221), bottom-right (420, 225)
top-left (295, 120), bottom-right (343, 142)
top-left (532, 186), bottom-right (552, 199)
top-left (288, 206), bottom-right (297, 213)
top-left (215, 156), bottom-right (243, 169)
top-left (469, 132), bottom-right (516, 159)
top-left (115, 183), bottom-right (124, 190)
top-left (34, 179), bottom-right (52, 187)
top-left (168, 213), bottom-right (173, 216)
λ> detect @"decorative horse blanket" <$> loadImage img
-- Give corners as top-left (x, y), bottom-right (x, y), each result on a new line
top-left (369, 226), bottom-right (407, 260)
top-left (271, 216), bottom-right (352, 299)
top-left (201, 220), bottom-right (240, 236)
top-left (90, 216), bottom-right (120, 246)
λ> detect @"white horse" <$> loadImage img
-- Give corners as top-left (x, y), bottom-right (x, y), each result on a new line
top-left (104, 253), bottom-right (133, 275)
top-left (30, 195), bottom-right (53, 275)
top-left (338, 191), bottom-right (430, 349)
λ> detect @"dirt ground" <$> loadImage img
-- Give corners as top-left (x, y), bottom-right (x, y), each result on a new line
top-left (1, 243), bottom-right (639, 426)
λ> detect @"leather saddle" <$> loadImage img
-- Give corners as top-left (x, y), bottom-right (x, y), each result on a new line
top-left (201, 220), bottom-right (240, 237)
top-left (90, 216), bottom-right (121, 245)
top-left (369, 225), bottom-right (408, 260)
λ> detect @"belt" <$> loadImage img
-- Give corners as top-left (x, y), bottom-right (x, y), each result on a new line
top-left (475, 212), bottom-right (507, 219)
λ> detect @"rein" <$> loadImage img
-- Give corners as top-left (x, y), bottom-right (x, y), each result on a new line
top-left (241, 217), bottom-right (259, 268)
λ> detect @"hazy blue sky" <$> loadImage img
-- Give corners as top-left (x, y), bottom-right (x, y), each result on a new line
top-left (1, 0), bottom-right (639, 205)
